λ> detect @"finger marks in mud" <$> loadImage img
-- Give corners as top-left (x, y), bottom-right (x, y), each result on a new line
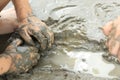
top-left (51, 5), bottom-right (77, 13)
top-left (94, 2), bottom-right (120, 21)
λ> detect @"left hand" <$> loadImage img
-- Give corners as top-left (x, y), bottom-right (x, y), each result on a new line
top-left (102, 17), bottom-right (120, 61)
top-left (5, 38), bottom-right (40, 74)
top-left (18, 15), bottom-right (54, 50)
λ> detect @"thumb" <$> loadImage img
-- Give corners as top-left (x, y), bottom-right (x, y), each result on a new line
top-left (6, 38), bottom-right (23, 51)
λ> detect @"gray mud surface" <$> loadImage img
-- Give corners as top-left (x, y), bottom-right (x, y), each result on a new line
top-left (2, 0), bottom-right (120, 80)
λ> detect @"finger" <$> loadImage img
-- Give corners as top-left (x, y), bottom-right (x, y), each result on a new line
top-left (114, 26), bottom-right (120, 39)
top-left (41, 26), bottom-right (54, 48)
top-left (109, 40), bottom-right (119, 56)
top-left (43, 30), bottom-right (54, 48)
top-left (30, 52), bottom-right (40, 60)
top-left (19, 29), bottom-right (34, 46)
top-left (6, 38), bottom-right (23, 51)
top-left (31, 31), bottom-right (47, 50)
top-left (14, 47), bottom-right (39, 62)
top-left (108, 36), bottom-right (113, 49)
top-left (107, 28), bottom-right (117, 50)
top-left (29, 53), bottom-right (40, 65)
top-left (102, 21), bottom-right (113, 36)
top-left (47, 30), bottom-right (54, 44)
top-left (109, 26), bottom-right (120, 56)
top-left (106, 34), bottom-right (112, 48)
top-left (11, 38), bottom-right (23, 46)
top-left (108, 37), bottom-right (114, 53)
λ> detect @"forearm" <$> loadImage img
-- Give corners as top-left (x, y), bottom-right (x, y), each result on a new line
top-left (12, 0), bottom-right (32, 22)
top-left (0, 0), bottom-right (10, 12)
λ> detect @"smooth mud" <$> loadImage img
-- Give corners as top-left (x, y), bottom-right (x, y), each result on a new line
top-left (4, 0), bottom-right (120, 80)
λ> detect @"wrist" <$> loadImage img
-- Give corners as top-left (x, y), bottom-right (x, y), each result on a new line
top-left (19, 14), bottom-right (34, 24)
top-left (18, 13), bottom-right (33, 22)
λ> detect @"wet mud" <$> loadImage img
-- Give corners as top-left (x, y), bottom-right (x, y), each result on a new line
top-left (2, 0), bottom-right (120, 80)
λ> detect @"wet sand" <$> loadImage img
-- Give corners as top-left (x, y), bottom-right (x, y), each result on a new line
top-left (3, 0), bottom-right (120, 80)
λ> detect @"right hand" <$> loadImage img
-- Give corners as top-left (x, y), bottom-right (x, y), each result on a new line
top-left (18, 16), bottom-right (54, 50)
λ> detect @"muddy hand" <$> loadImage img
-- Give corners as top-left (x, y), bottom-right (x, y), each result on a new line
top-left (18, 15), bottom-right (54, 50)
top-left (3, 38), bottom-right (40, 74)
top-left (102, 16), bottom-right (120, 61)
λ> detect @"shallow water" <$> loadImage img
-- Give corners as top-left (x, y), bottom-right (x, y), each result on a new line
top-left (31, 0), bottom-right (120, 79)
top-left (39, 50), bottom-right (120, 78)
top-left (5, 0), bottom-right (120, 79)
top-left (66, 51), bottom-right (120, 78)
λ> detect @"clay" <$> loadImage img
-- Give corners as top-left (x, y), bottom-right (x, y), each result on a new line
top-left (2, 0), bottom-right (120, 80)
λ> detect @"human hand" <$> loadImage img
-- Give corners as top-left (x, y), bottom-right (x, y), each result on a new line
top-left (102, 17), bottom-right (120, 61)
top-left (18, 15), bottom-right (54, 50)
top-left (5, 38), bottom-right (40, 73)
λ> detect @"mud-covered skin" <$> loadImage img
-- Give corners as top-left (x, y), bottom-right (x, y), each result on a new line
top-left (102, 53), bottom-right (120, 64)
top-left (3, 37), bottom-right (40, 74)
top-left (11, 0), bottom-right (54, 49)
top-left (18, 15), bottom-right (54, 50)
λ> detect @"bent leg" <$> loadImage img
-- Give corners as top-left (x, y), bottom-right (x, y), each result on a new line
top-left (0, 8), bottom-right (18, 52)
